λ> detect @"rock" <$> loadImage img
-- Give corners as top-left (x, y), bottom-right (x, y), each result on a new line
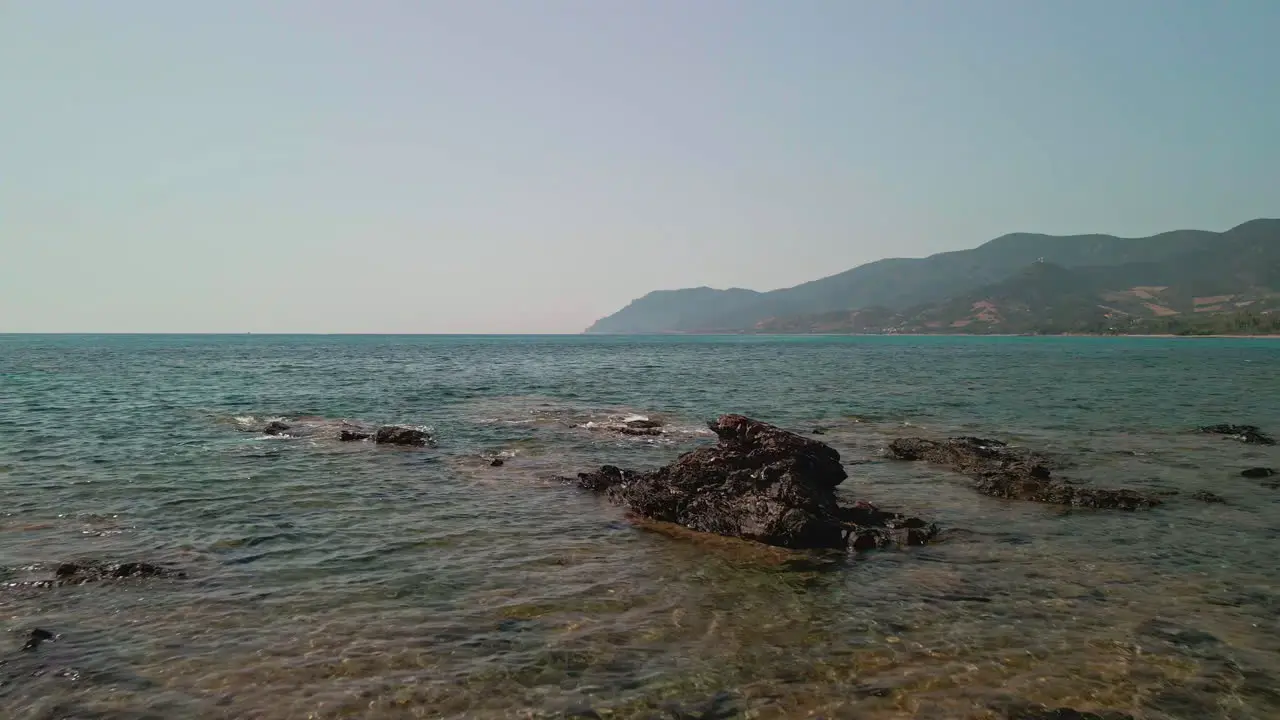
top-left (2, 561), bottom-right (184, 590)
top-left (616, 426), bottom-right (662, 436)
top-left (21, 628), bottom-right (54, 652)
top-left (261, 420), bottom-right (291, 436)
top-left (569, 415), bottom-right (937, 551)
top-left (490, 458), bottom-right (505, 467)
top-left (1192, 490), bottom-right (1226, 504)
top-left (1198, 423), bottom-right (1276, 445)
top-left (373, 425), bottom-right (430, 447)
top-left (56, 561), bottom-right (180, 582)
top-left (1241, 467), bottom-right (1276, 479)
top-left (624, 418), bottom-right (663, 430)
top-left (811, 427), bottom-right (827, 435)
top-left (338, 429), bottom-right (372, 442)
top-left (887, 436), bottom-right (1158, 510)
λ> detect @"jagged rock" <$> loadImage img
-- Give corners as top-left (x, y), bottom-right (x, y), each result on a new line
top-left (569, 415), bottom-right (937, 551)
top-left (1241, 467), bottom-right (1276, 479)
top-left (373, 425), bottom-right (430, 446)
top-left (1192, 490), bottom-right (1226, 504)
top-left (887, 437), bottom-right (1158, 510)
top-left (21, 628), bottom-right (54, 651)
top-left (338, 429), bottom-right (372, 441)
top-left (1199, 424), bottom-right (1275, 445)
top-left (261, 420), bottom-right (291, 436)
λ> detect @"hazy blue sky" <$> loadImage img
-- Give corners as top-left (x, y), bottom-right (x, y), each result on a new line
top-left (3, 1), bottom-right (1277, 333)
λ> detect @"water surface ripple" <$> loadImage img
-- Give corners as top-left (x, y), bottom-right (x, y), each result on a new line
top-left (2, 335), bottom-right (1278, 719)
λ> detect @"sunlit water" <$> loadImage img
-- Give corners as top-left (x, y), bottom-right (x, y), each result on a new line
top-left (2, 334), bottom-right (1278, 719)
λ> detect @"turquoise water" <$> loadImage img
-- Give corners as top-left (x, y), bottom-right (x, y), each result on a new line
top-left (2, 334), bottom-right (1278, 719)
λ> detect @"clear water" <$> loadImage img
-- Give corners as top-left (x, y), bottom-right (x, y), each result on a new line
top-left (1, 334), bottom-right (1278, 719)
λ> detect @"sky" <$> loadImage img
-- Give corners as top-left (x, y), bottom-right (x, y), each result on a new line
top-left (2, 1), bottom-right (1278, 333)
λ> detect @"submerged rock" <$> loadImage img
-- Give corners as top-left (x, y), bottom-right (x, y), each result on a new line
top-left (373, 425), bottom-right (430, 447)
top-left (490, 458), bottom-right (505, 467)
top-left (1199, 424), bottom-right (1276, 445)
top-left (624, 418), bottom-right (663, 430)
top-left (887, 437), bottom-right (1159, 510)
top-left (1192, 490), bottom-right (1226, 504)
top-left (1241, 467), bottom-right (1276, 479)
top-left (569, 415), bottom-right (937, 551)
top-left (261, 420), bottom-right (291, 436)
top-left (20, 628), bottom-right (54, 652)
top-left (338, 429), bottom-right (372, 442)
top-left (1002, 705), bottom-right (1135, 720)
top-left (56, 561), bottom-right (180, 582)
top-left (4, 561), bottom-right (184, 590)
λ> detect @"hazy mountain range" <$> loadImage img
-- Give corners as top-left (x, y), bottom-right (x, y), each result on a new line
top-left (585, 219), bottom-right (1280, 335)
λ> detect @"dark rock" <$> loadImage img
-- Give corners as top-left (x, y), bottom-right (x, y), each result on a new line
top-left (3, 561), bottom-right (183, 591)
top-left (1192, 490), bottom-right (1226, 504)
top-left (373, 425), bottom-right (430, 447)
top-left (624, 418), bottom-right (663, 430)
top-left (54, 561), bottom-right (180, 583)
top-left (887, 437), bottom-right (1159, 510)
top-left (811, 427), bottom-right (827, 435)
top-left (1199, 423), bottom-right (1276, 445)
top-left (490, 458), bottom-right (505, 467)
top-left (261, 420), bottom-right (291, 436)
top-left (1242, 467), bottom-right (1276, 479)
top-left (569, 415), bottom-right (937, 551)
top-left (338, 429), bottom-right (372, 442)
top-left (21, 628), bottom-right (54, 651)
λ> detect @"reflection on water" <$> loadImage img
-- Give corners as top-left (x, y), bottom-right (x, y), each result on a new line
top-left (1, 335), bottom-right (1278, 718)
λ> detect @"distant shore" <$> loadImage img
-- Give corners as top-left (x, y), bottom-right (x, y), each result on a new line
top-left (586, 332), bottom-right (1280, 339)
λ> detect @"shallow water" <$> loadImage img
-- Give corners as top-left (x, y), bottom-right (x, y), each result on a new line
top-left (1, 334), bottom-right (1278, 719)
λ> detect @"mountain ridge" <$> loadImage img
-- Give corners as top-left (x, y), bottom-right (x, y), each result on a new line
top-left (586, 219), bottom-right (1279, 335)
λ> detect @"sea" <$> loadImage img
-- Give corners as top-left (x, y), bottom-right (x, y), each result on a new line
top-left (1, 334), bottom-right (1278, 719)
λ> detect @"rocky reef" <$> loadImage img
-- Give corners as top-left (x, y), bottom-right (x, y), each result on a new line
top-left (569, 415), bottom-right (937, 551)
top-left (887, 436), bottom-right (1159, 510)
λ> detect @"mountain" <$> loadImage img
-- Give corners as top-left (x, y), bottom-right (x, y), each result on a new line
top-left (586, 219), bottom-right (1280, 334)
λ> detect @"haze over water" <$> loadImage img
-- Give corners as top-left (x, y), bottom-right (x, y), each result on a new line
top-left (2, 334), bottom-right (1278, 718)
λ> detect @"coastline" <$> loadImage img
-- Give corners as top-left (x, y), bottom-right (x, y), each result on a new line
top-left (582, 331), bottom-right (1280, 339)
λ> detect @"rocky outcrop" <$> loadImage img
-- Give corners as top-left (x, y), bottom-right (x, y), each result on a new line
top-left (373, 425), bottom-right (431, 446)
top-left (338, 429), bottom-right (372, 442)
top-left (569, 415), bottom-right (937, 551)
top-left (1241, 467), bottom-right (1276, 479)
top-left (1199, 424), bottom-right (1276, 445)
top-left (887, 437), bottom-right (1159, 510)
